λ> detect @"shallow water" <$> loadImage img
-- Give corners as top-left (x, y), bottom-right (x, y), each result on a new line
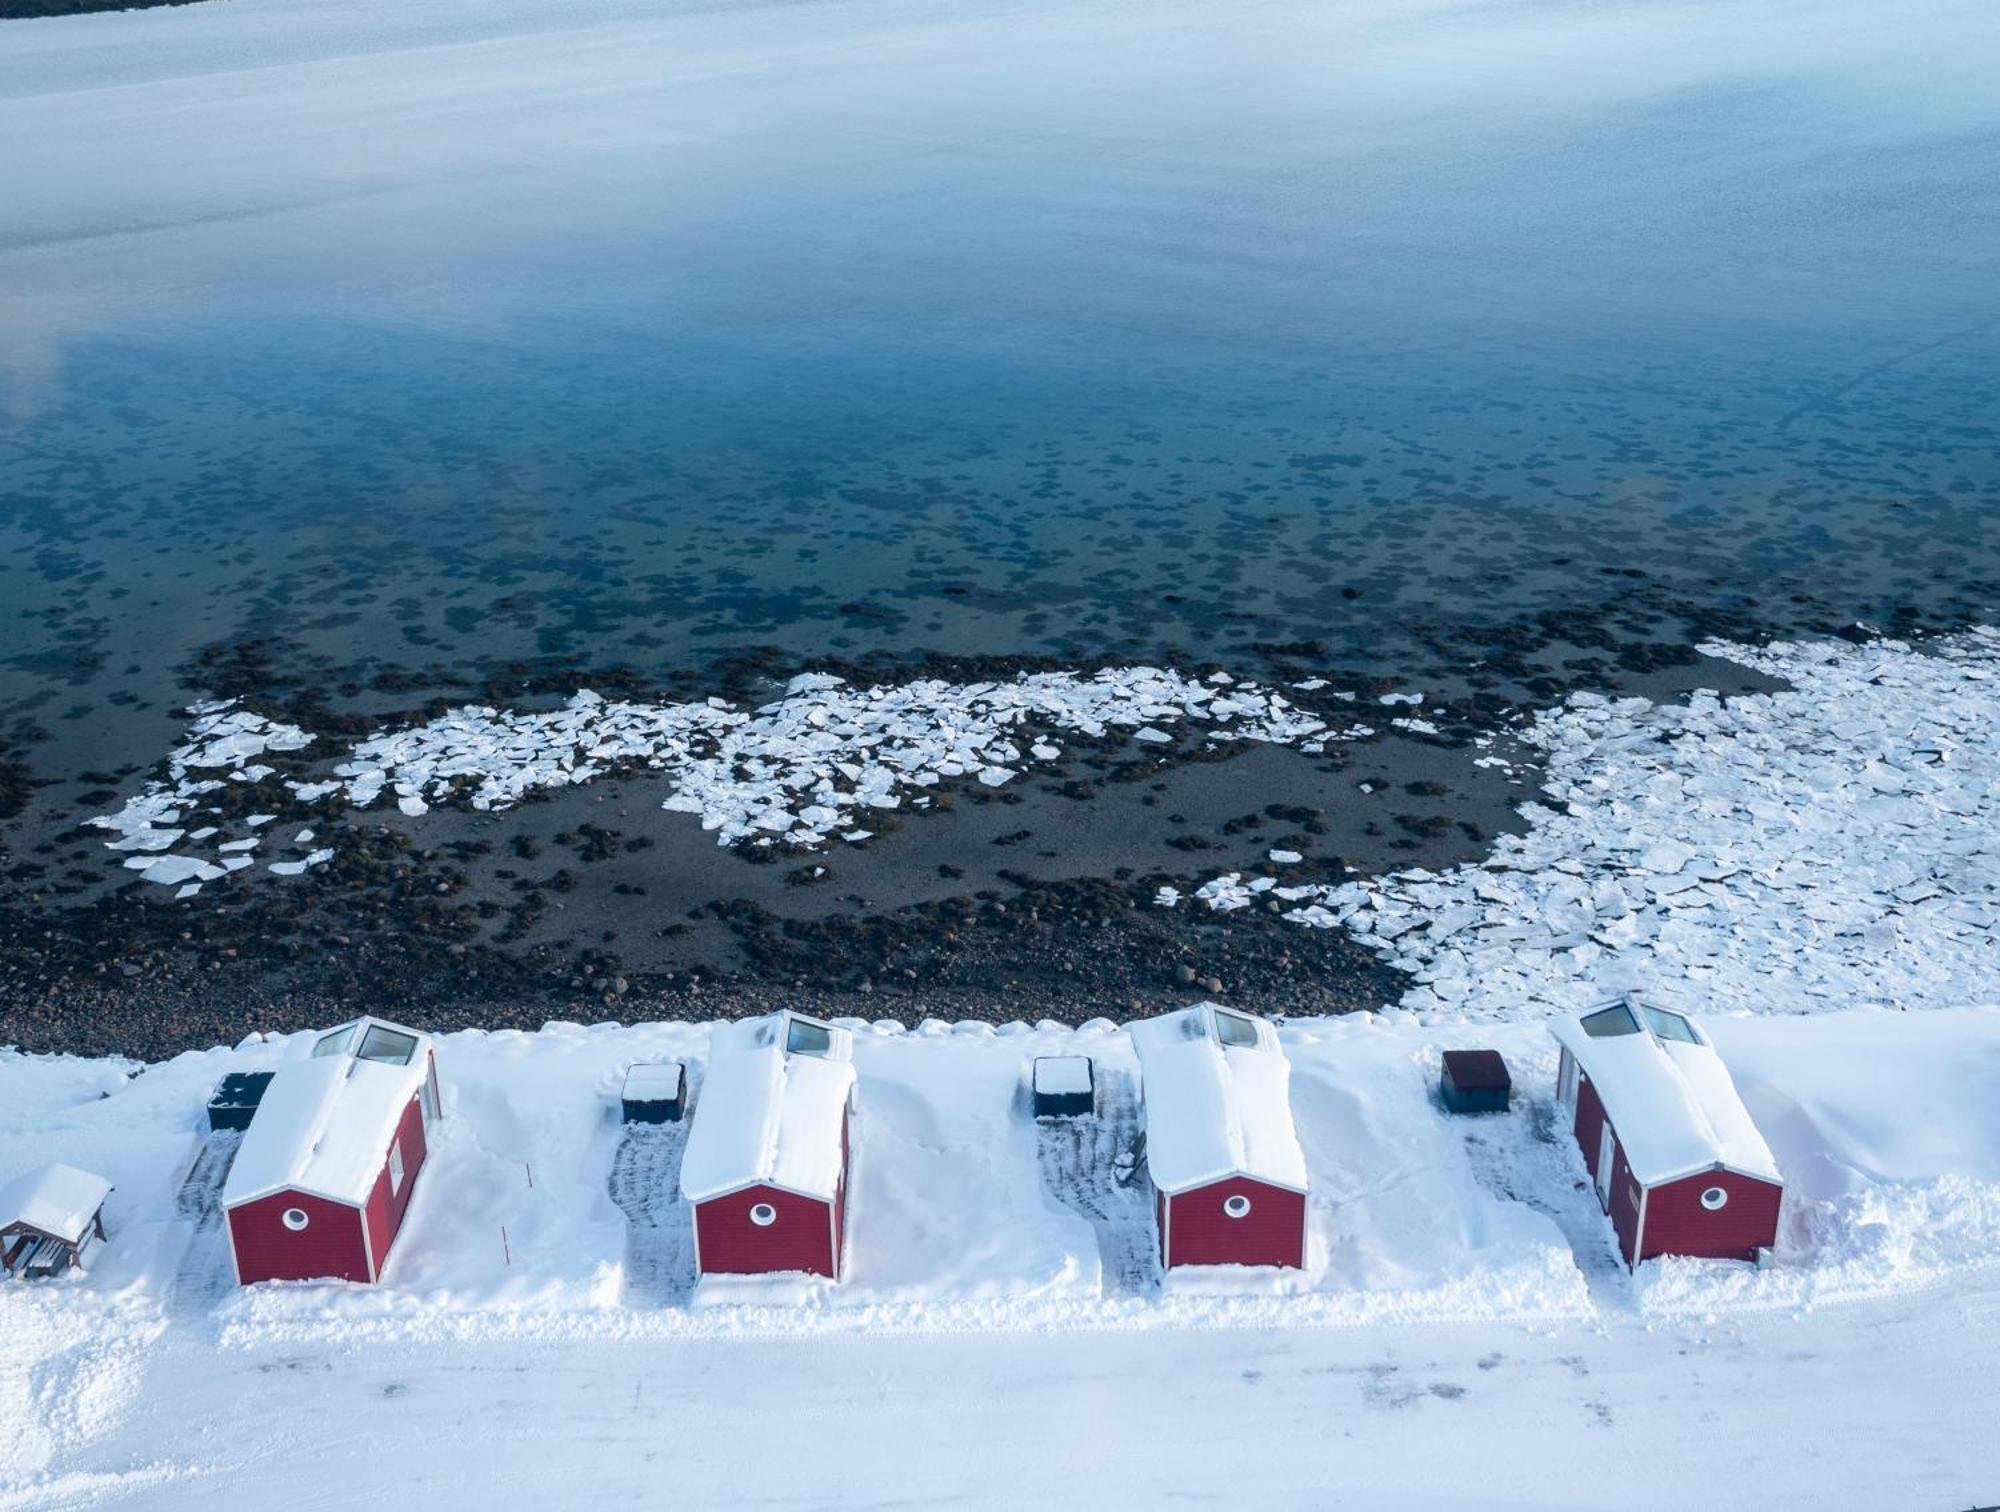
top-left (0, 0), bottom-right (1996, 1034)
top-left (5, 0), bottom-right (1997, 729)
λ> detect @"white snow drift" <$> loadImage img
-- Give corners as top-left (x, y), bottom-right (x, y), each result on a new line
top-left (4, 1006), bottom-right (1999, 1355)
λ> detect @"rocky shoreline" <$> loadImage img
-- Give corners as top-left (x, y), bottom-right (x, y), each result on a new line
top-left (0, 873), bottom-right (1409, 1061)
top-left (0, 626), bottom-right (1810, 1061)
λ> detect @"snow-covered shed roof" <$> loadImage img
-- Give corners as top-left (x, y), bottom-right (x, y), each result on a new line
top-left (0, 1163), bottom-right (112, 1244)
top-left (622, 1062), bottom-right (684, 1101)
top-left (1550, 1002), bottom-right (1781, 1188)
top-left (223, 1016), bottom-right (435, 1209)
top-left (1033, 1056), bottom-right (1092, 1096)
top-left (1129, 1003), bottom-right (1308, 1196)
top-left (681, 1012), bottom-right (856, 1204)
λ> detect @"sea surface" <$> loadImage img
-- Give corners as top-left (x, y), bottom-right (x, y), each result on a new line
top-left (1, 0), bottom-right (1996, 1043)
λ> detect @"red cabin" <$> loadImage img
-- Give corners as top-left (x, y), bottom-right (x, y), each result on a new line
top-left (1553, 1000), bottom-right (1783, 1269)
top-left (680, 1012), bottom-right (856, 1281)
top-left (222, 1016), bottom-right (441, 1285)
top-left (1130, 1003), bottom-right (1309, 1270)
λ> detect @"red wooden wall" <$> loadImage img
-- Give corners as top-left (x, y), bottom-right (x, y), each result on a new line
top-left (695, 1183), bottom-right (837, 1277)
top-left (1162, 1176), bottom-right (1305, 1269)
top-left (1571, 1064), bottom-right (1781, 1266)
top-left (361, 1094), bottom-right (430, 1279)
top-left (227, 1188), bottom-right (371, 1284)
top-left (1639, 1170), bottom-right (1782, 1264)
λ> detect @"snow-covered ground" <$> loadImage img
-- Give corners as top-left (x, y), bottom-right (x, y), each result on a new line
top-left (5, 1004), bottom-right (2000, 1506)
top-left (9, 1283), bottom-right (1999, 1510)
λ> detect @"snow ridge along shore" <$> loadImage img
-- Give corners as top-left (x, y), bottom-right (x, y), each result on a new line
top-left (5, 1007), bottom-right (2000, 1358)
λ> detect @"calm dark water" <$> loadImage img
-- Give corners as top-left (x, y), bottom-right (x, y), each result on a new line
top-left (3, 0), bottom-right (1998, 782)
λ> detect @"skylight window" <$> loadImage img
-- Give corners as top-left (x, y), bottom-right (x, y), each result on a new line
top-left (1642, 1006), bottom-right (1700, 1045)
top-left (1579, 1003), bottom-right (1640, 1038)
top-left (784, 1016), bottom-right (834, 1058)
top-left (312, 1023), bottom-right (358, 1057)
top-left (1212, 1009), bottom-right (1262, 1050)
top-left (357, 1024), bottom-right (419, 1066)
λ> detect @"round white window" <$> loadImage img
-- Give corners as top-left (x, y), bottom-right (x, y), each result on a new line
top-left (1223, 1194), bottom-right (1252, 1220)
top-left (749, 1202), bottom-right (778, 1228)
top-left (281, 1207), bottom-right (310, 1232)
top-left (1700, 1186), bottom-right (1729, 1211)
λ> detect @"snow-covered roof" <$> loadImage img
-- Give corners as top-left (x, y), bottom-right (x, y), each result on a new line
top-left (0, 1163), bottom-right (112, 1245)
top-left (622, 1062), bottom-right (684, 1100)
top-left (223, 1016), bottom-right (434, 1209)
top-left (1550, 1002), bottom-right (1781, 1188)
top-left (1033, 1056), bottom-right (1092, 1095)
top-left (1129, 1003), bottom-right (1308, 1195)
top-left (681, 1013), bottom-right (856, 1204)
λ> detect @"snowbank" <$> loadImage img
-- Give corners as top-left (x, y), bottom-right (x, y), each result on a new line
top-left (5, 1006), bottom-right (1996, 1352)
top-left (6, 1004), bottom-right (2000, 1508)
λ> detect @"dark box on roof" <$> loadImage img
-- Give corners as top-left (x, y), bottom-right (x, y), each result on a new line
top-left (1032, 1056), bottom-right (1095, 1119)
top-left (622, 1062), bottom-right (687, 1124)
top-left (206, 1070), bottom-right (275, 1132)
top-left (1440, 1050), bottom-right (1510, 1115)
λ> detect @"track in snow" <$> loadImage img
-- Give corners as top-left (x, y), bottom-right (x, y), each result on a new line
top-left (169, 1130), bottom-right (241, 1312)
top-left (1035, 1065), bottom-right (1158, 1297)
top-left (1456, 1095), bottom-right (1628, 1306)
top-left (607, 1113), bottom-right (697, 1307)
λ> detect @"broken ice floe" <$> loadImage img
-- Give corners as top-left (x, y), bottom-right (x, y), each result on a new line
top-left (91, 667), bottom-right (1371, 885)
top-left (123, 854), bottom-right (224, 887)
top-left (88, 701), bottom-right (316, 889)
top-left (268, 848), bottom-right (335, 878)
top-left (1178, 629), bottom-right (2000, 1021)
top-left (311, 667), bottom-right (1362, 851)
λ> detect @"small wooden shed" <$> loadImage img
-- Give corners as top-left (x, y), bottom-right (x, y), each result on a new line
top-left (1553, 1000), bottom-right (1783, 1268)
top-left (222, 1015), bottom-right (441, 1285)
top-left (1, 1164), bottom-right (112, 1278)
top-left (1130, 1003), bottom-right (1308, 1270)
top-left (1440, 1050), bottom-right (1510, 1115)
top-left (622, 1062), bottom-right (687, 1124)
top-left (1032, 1056), bottom-right (1094, 1118)
top-left (680, 1011), bottom-right (855, 1281)
top-left (208, 1070), bottom-right (276, 1132)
